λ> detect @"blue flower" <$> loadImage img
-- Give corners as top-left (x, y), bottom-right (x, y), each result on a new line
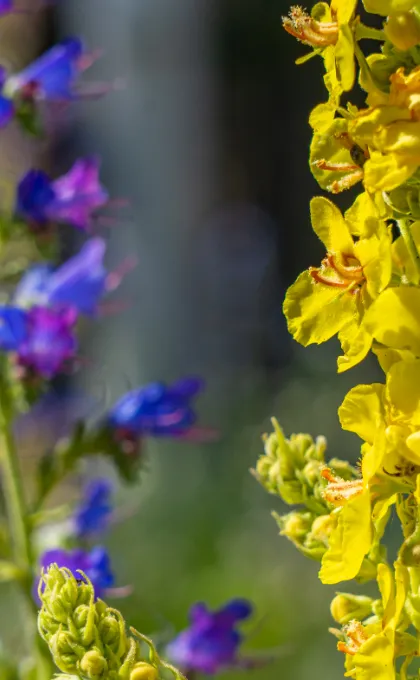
top-left (15, 238), bottom-right (108, 316)
top-left (39, 546), bottom-right (115, 599)
top-left (0, 68), bottom-right (14, 128)
top-left (0, 306), bottom-right (28, 351)
top-left (16, 158), bottom-right (108, 229)
top-left (166, 599), bottom-right (253, 674)
top-left (73, 478), bottom-right (113, 539)
top-left (108, 377), bottom-right (205, 438)
top-left (5, 37), bottom-right (86, 101)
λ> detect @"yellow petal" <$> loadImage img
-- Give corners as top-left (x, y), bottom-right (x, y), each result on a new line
top-left (339, 383), bottom-right (385, 444)
top-left (354, 230), bottom-right (392, 298)
top-left (283, 270), bottom-right (356, 346)
top-left (363, 152), bottom-right (420, 193)
top-left (337, 321), bottom-right (372, 373)
top-left (362, 424), bottom-right (386, 483)
top-left (386, 358), bottom-right (420, 425)
top-left (353, 631), bottom-right (395, 680)
top-left (309, 103), bottom-right (337, 133)
top-left (349, 107), bottom-right (411, 147)
top-left (365, 288), bottom-right (420, 356)
top-left (374, 121), bottom-right (420, 156)
top-left (405, 431), bottom-right (420, 463)
top-left (332, 0), bottom-right (358, 23)
top-left (373, 346), bottom-right (416, 373)
top-left (319, 491), bottom-right (372, 584)
top-left (335, 25), bottom-right (355, 92)
top-left (310, 196), bottom-right (354, 253)
top-left (345, 192), bottom-right (381, 238)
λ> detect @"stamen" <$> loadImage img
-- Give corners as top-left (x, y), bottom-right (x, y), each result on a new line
top-left (321, 467), bottom-right (364, 506)
top-left (337, 620), bottom-right (368, 655)
top-left (282, 6), bottom-right (338, 47)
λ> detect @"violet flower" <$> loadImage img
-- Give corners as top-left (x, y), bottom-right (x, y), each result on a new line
top-left (4, 37), bottom-right (89, 101)
top-left (39, 546), bottom-right (114, 599)
top-left (16, 157), bottom-right (108, 230)
top-left (0, 0), bottom-right (12, 16)
top-left (166, 599), bottom-right (253, 675)
top-left (108, 377), bottom-right (206, 440)
top-left (15, 238), bottom-right (109, 316)
top-left (73, 478), bottom-right (113, 539)
top-left (17, 306), bottom-right (77, 378)
top-left (0, 307), bottom-right (28, 351)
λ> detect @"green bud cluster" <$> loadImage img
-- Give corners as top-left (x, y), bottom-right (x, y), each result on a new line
top-left (272, 509), bottom-right (334, 561)
top-left (253, 419), bottom-right (357, 514)
top-left (38, 565), bottom-right (184, 680)
top-left (253, 420), bottom-right (359, 561)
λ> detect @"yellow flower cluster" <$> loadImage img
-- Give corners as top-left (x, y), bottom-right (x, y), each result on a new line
top-left (254, 2), bottom-right (420, 679)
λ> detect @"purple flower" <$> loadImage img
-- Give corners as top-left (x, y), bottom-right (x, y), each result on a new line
top-left (39, 546), bottom-right (115, 599)
top-left (5, 37), bottom-right (87, 101)
top-left (0, 0), bottom-right (12, 15)
top-left (166, 599), bottom-right (253, 674)
top-left (15, 238), bottom-right (108, 316)
top-left (0, 307), bottom-right (28, 351)
top-left (17, 306), bottom-right (77, 378)
top-left (16, 157), bottom-right (108, 229)
top-left (73, 478), bottom-right (113, 539)
top-left (108, 377), bottom-right (205, 439)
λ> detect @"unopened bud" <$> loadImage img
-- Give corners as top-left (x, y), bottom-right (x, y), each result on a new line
top-left (80, 649), bottom-right (108, 678)
top-left (385, 12), bottom-right (420, 51)
top-left (330, 593), bottom-right (374, 625)
top-left (130, 662), bottom-right (159, 680)
top-left (277, 510), bottom-right (313, 541)
top-left (311, 514), bottom-right (334, 543)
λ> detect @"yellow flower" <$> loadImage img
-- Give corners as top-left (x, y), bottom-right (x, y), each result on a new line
top-left (349, 67), bottom-right (420, 192)
top-left (282, 0), bottom-right (358, 92)
top-left (283, 196), bottom-right (392, 371)
top-left (337, 563), bottom-right (408, 680)
top-left (338, 361), bottom-right (420, 476)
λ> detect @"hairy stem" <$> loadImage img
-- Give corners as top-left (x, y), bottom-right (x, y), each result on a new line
top-left (398, 218), bottom-right (420, 284)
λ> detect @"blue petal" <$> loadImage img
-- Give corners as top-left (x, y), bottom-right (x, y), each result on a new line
top-left (0, 95), bottom-right (14, 127)
top-left (0, 307), bottom-right (28, 350)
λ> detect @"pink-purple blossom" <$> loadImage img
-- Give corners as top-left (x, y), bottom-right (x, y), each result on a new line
top-left (16, 158), bottom-right (108, 230)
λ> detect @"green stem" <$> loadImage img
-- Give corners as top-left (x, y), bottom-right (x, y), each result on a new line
top-left (0, 386), bottom-right (31, 571)
top-left (0, 364), bottom-right (53, 680)
top-left (398, 218), bottom-right (420, 284)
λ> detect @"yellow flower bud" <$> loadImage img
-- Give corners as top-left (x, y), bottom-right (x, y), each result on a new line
top-left (311, 514), bottom-right (334, 543)
top-left (279, 511), bottom-right (313, 541)
top-left (130, 662), bottom-right (159, 680)
top-left (80, 649), bottom-right (108, 678)
top-left (384, 11), bottom-right (420, 51)
top-left (330, 593), bottom-right (375, 625)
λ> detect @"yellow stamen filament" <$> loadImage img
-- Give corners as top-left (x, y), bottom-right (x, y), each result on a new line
top-left (282, 6), bottom-right (339, 47)
top-left (310, 251), bottom-right (364, 290)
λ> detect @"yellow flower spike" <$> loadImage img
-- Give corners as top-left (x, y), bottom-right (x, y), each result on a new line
top-left (283, 196), bottom-right (391, 371)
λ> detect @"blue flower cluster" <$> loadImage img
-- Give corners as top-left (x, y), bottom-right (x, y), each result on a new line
top-left (0, 30), bottom-right (261, 679)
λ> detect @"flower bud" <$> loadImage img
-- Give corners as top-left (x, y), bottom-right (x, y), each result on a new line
top-left (80, 649), bottom-right (108, 678)
top-left (130, 662), bottom-right (159, 680)
top-left (38, 565), bottom-right (184, 680)
top-left (310, 514), bottom-right (334, 543)
top-left (276, 510), bottom-right (313, 542)
top-left (385, 12), bottom-right (420, 51)
top-left (330, 593), bottom-right (375, 625)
